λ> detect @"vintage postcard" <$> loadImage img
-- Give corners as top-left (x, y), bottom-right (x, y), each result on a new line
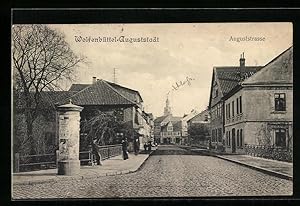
top-left (12, 22), bottom-right (293, 199)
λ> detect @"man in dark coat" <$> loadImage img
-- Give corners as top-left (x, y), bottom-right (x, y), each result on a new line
top-left (121, 138), bottom-right (129, 160)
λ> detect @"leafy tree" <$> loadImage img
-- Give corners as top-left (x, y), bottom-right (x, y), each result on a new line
top-left (80, 110), bottom-right (121, 148)
top-left (188, 123), bottom-right (210, 144)
top-left (80, 109), bottom-right (133, 165)
top-left (12, 25), bottom-right (85, 154)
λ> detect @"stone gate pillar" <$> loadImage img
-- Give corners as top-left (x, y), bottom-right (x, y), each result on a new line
top-left (57, 100), bottom-right (83, 175)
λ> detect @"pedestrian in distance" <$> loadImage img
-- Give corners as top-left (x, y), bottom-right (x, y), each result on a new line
top-left (134, 138), bottom-right (139, 155)
top-left (121, 138), bottom-right (129, 160)
top-left (147, 141), bottom-right (152, 152)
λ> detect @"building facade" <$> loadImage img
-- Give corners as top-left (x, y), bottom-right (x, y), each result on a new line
top-left (224, 47), bottom-right (293, 161)
top-left (208, 54), bottom-right (262, 151)
top-left (154, 97), bottom-right (185, 144)
top-left (14, 78), bottom-right (151, 155)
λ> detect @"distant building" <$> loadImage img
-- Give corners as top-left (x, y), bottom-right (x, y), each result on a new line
top-left (223, 47), bottom-right (293, 161)
top-left (187, 109), bottom-right (210, 146)
top-left (154, 97), bottom-right (186, 144)
top-left (208, 53), bottom-right (262, 151)
top-left (181, 109), bottom-right (199, 140)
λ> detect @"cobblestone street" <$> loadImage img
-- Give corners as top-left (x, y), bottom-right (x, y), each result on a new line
top-left (12, 145), bottom-right (292, 199)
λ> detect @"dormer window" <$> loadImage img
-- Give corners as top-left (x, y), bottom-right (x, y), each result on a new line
top-left (215, 89), bottom-right (218, 97)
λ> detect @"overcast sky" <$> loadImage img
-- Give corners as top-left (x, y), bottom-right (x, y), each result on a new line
top-left (50, 23), bottom-right (292, 118)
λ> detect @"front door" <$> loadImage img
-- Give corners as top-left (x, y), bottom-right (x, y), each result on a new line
top-left (232, 128), bottom-right (236, 153)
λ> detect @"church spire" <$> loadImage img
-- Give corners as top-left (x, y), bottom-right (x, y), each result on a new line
top-left (164, 95), bottom-right (172, 116)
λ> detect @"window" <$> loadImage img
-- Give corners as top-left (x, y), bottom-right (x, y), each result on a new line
top-left (236, 98), bottom-right (239, 114)
top-left (226, 131), bottom-right (228, 146)
top-left (275, 93), bottom-right (286, 111)
top-left (167, 125), bottom-right (173, 131)
top-left (228, 131), bottom-right (231, 146)
top-left (212, 129), bottom-right (215, 142)
top-left (215, 89), bottom-right (218, 98)
top-left (228, 103), bottom-right (231, 118)
top-left (232, 101), bottom-right (234, 117)
top-left (218, 128), bottom-right (222, 142)
top-left (204, 115), bottom-right (208, 121)
top-left (239, 96), bottom-right (242, 113)
top-left (114, 108), bottom-right (124, 122)
top-left (225, 104), bottom-right (228, 119)
top-left (237, 129), bottom-right (240, 147)
top-left (275, 129), bottom-right (286, 147)
top-left (240, 129), bottom-right (243, 147)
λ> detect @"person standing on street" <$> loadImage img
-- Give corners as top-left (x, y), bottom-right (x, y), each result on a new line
top-left (134, 138), bottom-right (139, 155)
top-left (121, 138), bottom-right (129, 160)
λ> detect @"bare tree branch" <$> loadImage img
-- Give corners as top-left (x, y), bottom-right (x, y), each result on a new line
top-left (13, 24), bottom-right (86, 154)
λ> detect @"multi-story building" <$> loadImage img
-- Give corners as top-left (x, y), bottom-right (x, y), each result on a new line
top-left (223, 47), bottom-right (293, 161)
top-left (208, 53), bottom-right (262, 151)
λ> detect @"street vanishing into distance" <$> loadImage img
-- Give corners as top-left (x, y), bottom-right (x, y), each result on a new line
top-left (13, 145), bottom-right (292, 198)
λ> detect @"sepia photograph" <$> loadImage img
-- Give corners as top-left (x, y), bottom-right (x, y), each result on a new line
top-left (11, 22), bottom-right (293, 199)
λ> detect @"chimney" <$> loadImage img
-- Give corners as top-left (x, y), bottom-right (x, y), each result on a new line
top-left (92, 76), bottom-right (97, 84)
top-left (240, 52), bottom-right (245, 68)
top-left (239, 52), bottom-right (245, 81)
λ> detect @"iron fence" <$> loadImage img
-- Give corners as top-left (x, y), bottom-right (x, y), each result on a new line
top-left (13, 144), bottom-right (123, 173)
top-left (97, 144), bottom-right (122, 160)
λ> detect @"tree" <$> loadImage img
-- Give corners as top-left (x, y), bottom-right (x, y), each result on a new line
top-left (12, 25), bottom-right (85, 154)
top-left (187, 123), bottom-right (210, 145)
top-left (80, 109), bottom-right (133, 165)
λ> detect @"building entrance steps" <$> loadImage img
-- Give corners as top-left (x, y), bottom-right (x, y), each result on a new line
top-left (13, 150), bottom-right (155, 186)
top-left (215, 154), bottom-right (292, 180)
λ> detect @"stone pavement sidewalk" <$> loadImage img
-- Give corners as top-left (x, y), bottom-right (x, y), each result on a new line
top-left (13, 151), bottom-right (154, 185)
top-left (180, 145), bottom-right (293, 180)
top-left (215, 154), bottom-right (293, 180)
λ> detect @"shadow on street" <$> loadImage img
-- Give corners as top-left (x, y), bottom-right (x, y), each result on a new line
top-left (150, 145), bottom-right (209, 156)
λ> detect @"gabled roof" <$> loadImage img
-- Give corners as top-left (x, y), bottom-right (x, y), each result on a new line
top-left (171, 121), bottom-right (182, 131)
top-left (215, 66), bottom-right (262, 95)
top-left (242, 46), bottom-right (293, 86)
top-left (187, 109), bottom-right (209, 123)
top-left (58, 79), bottom-right (136, 106)
top-left (182, 109), bottom-right (199, 121)
top-left (208, 65), bottom-right (262, 108)
top-left (154, 115), bottom-right (170, 123)
top-left (154, 115), bottom-right (182, 124)
top-left (68, 80), bottom-right (143, 103)
top-left (69, 84), bottom-right (90, 92)
top-left (161, 119), bottom-right (182, 132)
top-left (106, 81), bottom-right (143, 103)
